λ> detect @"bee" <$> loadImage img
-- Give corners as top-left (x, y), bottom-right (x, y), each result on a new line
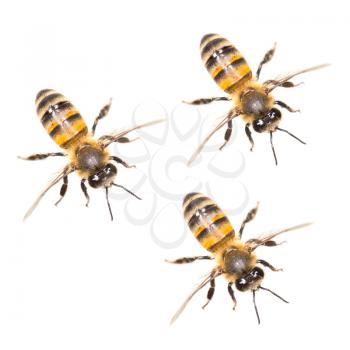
top-left (185, 34), bottom-right (328, 165)
top-left (167, 192), bottom-right (312, 324)
top-left (20, 89), bottom-right (164, 221)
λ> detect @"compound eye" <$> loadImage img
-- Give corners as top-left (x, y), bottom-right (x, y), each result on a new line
top-left (105, 163), bottom-right (117, 176)
top-left (251, 267), bottom-right (264, 279)
top-left (266, 108), bottom-right (281, 120)
top-left (235, 277), bottom-right (248, 292)
top-left (88, 173), bottom-right (101, 188)
top-left (252, 119), bottom-right (265, 133)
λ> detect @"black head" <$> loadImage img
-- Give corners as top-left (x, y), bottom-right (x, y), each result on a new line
top-left (235, 267), bottom-right (264, 292)
top-left (252, 108), bottom-right (281, 133)
top-left (88, 163), bottom-right (117, 188)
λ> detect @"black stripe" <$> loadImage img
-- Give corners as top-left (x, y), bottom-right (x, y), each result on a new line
top-left (65, 112), bottom-right (82, 123)
top-left (36, 89), bottom-right (53, 102)
top-left (205, 45), bottom-right (238, 70)
top-left (41, 101), bottom-right (74, 126)
top-left (214, 57), bottom-right (246, 82)
top-left (201, 37), bottom-right (227, 59)
top-left (225, 71), bottom-right (252, 93)
top-left (200, 33), bottom-right (218, 47)
top-left (183, 196), bottom-right (208, 217)
top-left (36, 93), bottom-right (63, 115)
top-left (49, 113), bottom-right (82, 138)
top-left (196, 216), bottom-right (230, 242)
top-left (188, 204), bottom-right (218, 230)
top-left (208, 230), bottom-right (235, 251)
top-left (49, 123), bottom-right (63, 138)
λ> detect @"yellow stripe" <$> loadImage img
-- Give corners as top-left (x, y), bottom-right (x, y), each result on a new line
top-left (52, 118), bottom-right (87, 146)
top-left (218, 63), bottom-right (251, 91)
top-left (210, 53), bottom-right (243, 78)
top-left (202, 221), bottom-right (234, 250)
top-left (193, 212), bottom-right (225, 237)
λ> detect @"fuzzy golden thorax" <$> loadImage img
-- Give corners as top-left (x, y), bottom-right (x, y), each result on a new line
top-left (67, 136), bottom-right (116, 188)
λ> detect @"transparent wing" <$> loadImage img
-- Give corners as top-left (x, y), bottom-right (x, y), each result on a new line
top-left (170, 267), bottom-right (222, 325)
top-left (246, 222), bottom-right (313, 251)
top-left (23, 165), bottom-right (74, 221)
top-left (98, 119), bottom-right (166, 148)
top-left (187, 108), bottom-right (240, 166)
top-left (263, 64), bottom-right (329, 92)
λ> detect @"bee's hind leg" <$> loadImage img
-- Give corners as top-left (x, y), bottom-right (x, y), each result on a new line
top-left (19, 152), bottom-right (65, 160)
top-left (166, 256), bottom-right (213, 264)
top-left (92, 98), bottom-right (112, 135)
top-left (256, 43), bottom-right (276, 80)
top-left (183, 96), bottom-right (231, 105)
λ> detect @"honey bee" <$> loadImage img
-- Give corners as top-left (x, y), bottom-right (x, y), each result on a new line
top-left (167, 192), bottom-right (312, 324)
top-left (185, 34), bottom-right (328, 165)
top-left (20, 89), bottom-right (164, 220)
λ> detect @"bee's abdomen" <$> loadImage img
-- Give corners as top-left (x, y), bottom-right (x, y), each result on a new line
top-left (183, 192), bottom-right (235, 252)
top-left (200, 34), bottom-right (252, 94)
top-left (35, 89), bottom-right (88, 149)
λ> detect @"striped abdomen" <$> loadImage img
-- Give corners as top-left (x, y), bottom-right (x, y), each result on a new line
top-left (36, 89), bottom-right (88, 149)
top-left (183, 193), bottom-right (235, 252)
top-left (200, 34), bottom-right (252, 94)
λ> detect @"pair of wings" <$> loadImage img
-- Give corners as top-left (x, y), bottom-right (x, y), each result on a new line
top-left (170, 222), bottom-right (313, 324)
top-left (187, 64), bottom-right (329, 165)
top-left (23, 119), bottom-right (164, 221)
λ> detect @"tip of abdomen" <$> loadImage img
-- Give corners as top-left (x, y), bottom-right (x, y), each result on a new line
top-left (200, 33), bottom-right (219, 47)
top-left (35, 89), bottom-right (55, 104)
top-left (183, 192), bottom-right (204, 207)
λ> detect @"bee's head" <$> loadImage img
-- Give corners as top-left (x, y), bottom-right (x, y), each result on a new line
top-left (252, 108), bottom-right (281, 133)
top-left (88, 163), bottom-right (117, 188)
top-left (235, 267), bottom-right (264, 292)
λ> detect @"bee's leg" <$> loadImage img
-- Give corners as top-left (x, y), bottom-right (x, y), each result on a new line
top-left (54, 175), bottom-right (68, 206)
top-left (114, 137), bottom-right (135, 143)
top-left (274, 100), bottom-right (300, 113)
top-left (238, 202), bottom-right (259, 239)
top-left (183, 96), bottom-right (231, 105)
top-left (227, 282), bottom-right (237, 310)
top-left (202, 278), bottom-right (215, 309)
top-left (245, 123), bottom-right (255, 151)
top-left (98, 135), bottom-right (136, 144)
top-left (256, 43), bottom-right (276, 80)
top-left (166, 256), bottom-right (213, 264)
top-left (264, 80), bottom-right (303, 88)
top-left (92, 98), bottom-right (112, 135)
top-left (246, 238), bottom-right (285, 248)
top-left (219, 120), bottom-right (233, 151)
top-left (80, 179), bottom-right (90, 207)
top-left (257, 259), bottom-right (283, 272)
top-left (110, 156), bottom-right (135, 168)
top-left (19, 152), bottom-right (65, 161)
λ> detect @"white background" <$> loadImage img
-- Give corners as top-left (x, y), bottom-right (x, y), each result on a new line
top-left (0, 0), bottom-right (349, 349)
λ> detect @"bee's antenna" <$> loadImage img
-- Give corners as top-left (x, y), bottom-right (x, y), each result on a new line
top-left (276, 127), bottom-right (306, 145)
top-left (259, 286), bottom-right (289, 303)
top-left (112, 183), bottom-right (142, 200)
top-left (105, 187), bottom-right (114, 221)
top-left (270, 131), bottom-right (278, 166)
top-left (252, 290), bottom-right (260, 324)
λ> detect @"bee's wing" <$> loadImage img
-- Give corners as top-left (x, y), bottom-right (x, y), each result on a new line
top-left (263, 63), bottom-right (329, 92)
top-left (170, 267), bottom-right (222, 325)
top-left (246, 222), bottom-right (313, 251)
top-left (98, 119), bottom-right (165, 148)
top-left (187, 109), bottom-right (240, 166)
top-left (23, 165), bottom-right (74, 221)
